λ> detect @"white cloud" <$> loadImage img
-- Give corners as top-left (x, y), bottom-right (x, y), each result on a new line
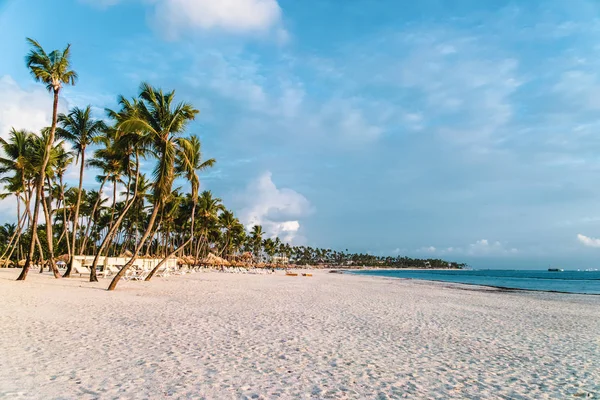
top-left (466, 239), bottom-right (517, 256)
top-left (0, 76), bottom-right (67, 222)
top-left (577, 233), bottom-right (600, 248)
top-left (155, 0), bottom-right (283, 38)
top-left (417, 239), bottom-right (517, 257)
top-left (0, 75), bottom-right (61, 140)
top-left (417, 246), bottom-right (437, 253)
top-left (83, 0), bottom-right (285, 39)
top-left (236, 171), bottom-right (312, 244)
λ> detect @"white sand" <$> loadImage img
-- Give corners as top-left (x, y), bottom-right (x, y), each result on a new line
top-left (0, 269), bottom-right (598, 399)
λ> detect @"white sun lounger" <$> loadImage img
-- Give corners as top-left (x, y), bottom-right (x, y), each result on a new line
top-left (73, 265), bottom-right (91, 277)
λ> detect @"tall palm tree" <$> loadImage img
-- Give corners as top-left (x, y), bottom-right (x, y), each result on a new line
top-left (52, 146), bottom-right (73, 253)
top-left (0, 129), bottom-right (34, 251)
top-left (18, 38), bottom-right (77, 281)
top-left (250, 225), bottom-right (264, 262)
top-left (57, 106), bottom-right (105, 277)
top-left (89, 96), bottom-right (150, 281)
top-left (145, 135), bottom-right (215, 281)
top-left (218, 209), bottom-right (238, 257)
top-left (30, 130), bottom-right (66, 277)
top-left (108, 83), bottom-right (198, 290)
top-left (195, 190), bottom-right (224, 259)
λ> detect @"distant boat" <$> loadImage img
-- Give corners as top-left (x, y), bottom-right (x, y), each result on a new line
top-left (548, 268), bottom-right (564, 272)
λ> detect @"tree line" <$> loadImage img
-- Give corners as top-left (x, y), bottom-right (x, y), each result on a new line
top-left (0, 38), bottom-right (463, 291)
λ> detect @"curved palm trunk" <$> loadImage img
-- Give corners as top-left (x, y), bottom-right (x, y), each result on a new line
top-left (63, 148), bottom-right (85, 278)
top-left (107, 202), bottom-right (161, 291)
top-left (144, 212), bottom-right (163, 256)
top-left (146, 201), bottom-right (196, 281)
top-left (90, 158), bottom-right (139, 282)
top-left (59, 175), bottom-right (71, 258)
top-left (18, 89), bottom-right (59, 281)
top-left (1, 196), bottom-right (25, 267)
top-left (40, 183), bottom-right (60, 278)
top-left (79, 176), bottom-right (108, 255)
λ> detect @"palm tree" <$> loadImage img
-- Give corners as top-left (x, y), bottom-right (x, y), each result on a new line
top-left (0, 129), bottom-right (34, 266)
top-left (175, 135), bottom-right (215, 256)
top-left (29, 130), bottom-right (67, 277)
top-left (263, 238), bottom-right (276, 263)
top-left (108, 83), bottom-right (198, 290)
top-left (145, 135), bottom-right (215, 281)
top-left (193, 190), bottom-right (224, 260)
top-left (249, 225), bottom-right (264, 262)
top-left (218, 210), bottom-right (239, 257)
top-left (57, 106), bottom-right (105, 277)
top-left (18, 38), bottom-right (77, 281)
top-left (88, 96), bottom-right (150, 281)
top-left (51, 146), bottom-right (73, 256)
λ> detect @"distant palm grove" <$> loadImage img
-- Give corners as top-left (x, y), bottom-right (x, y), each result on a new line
top-left (0, 39), bottom-right (464, 290)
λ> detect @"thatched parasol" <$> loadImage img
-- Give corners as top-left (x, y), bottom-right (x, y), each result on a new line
top-left (201, 253), bottom-right (231, 266)
top-left (119, 250), bottom-right (133, 258)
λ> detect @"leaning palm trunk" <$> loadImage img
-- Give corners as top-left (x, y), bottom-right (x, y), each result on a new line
top-left (18, 89), bottom-right (60, 281)
top-left (59, 176), bottom-right (71, 257)
top-left (1, 200), bottom-right (26, 268)
top-left (146, 201), bottom-right (196, 281)
top-left (63, 149), bottom-right (85, 278)
top-left (90, 160), bottom-right (138, 282)
top-left (107, 203), bottom-right (161, 291)
top-left (79, 176), bottom-right (108, 255)
top-left (145, 236), bottom-right (192, 281)
top-left (40, 186), bottom-right (60, 278)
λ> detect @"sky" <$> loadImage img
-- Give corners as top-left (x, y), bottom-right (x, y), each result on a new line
top-left (1, 0), bottom-right (600, 269)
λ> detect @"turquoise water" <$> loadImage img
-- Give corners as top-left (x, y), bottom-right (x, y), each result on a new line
top-left (350, 269), bottom-right (600, 294)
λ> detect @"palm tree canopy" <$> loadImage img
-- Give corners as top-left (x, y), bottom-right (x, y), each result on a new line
top-left (0, 128), bottom-right (34, 181)
top-left (117, 83), bottom-right (199, 202)
top-left (175, 135), bottom-right (216, 199)
top-left (25, 38), bottom-right (77, 93)
top-left (57, 106), bottom-right (106, 159)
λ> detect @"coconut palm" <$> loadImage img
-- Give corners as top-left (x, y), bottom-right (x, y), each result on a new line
top-left (88, 96), bottom-right (151, 281)
top-left (249, 225), bottom-right (264, 262)
top-left (108, 83), bottom-right (198, 290)
top-left (29, 130), bottom-right (67, 277)
top-left (56, 106), bottom-right (105, 277)
top-left (175, 135), bottom-right (215, 255)
top-left (17, 38), bottom-right (77, 281)
top-left (145, 136), bottom-right (215, 281)
top-left (0, 130), bottom-right (34, 263)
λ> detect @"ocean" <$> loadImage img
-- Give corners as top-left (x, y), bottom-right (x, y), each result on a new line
top-left (350, 269), bottom-right (600, 295)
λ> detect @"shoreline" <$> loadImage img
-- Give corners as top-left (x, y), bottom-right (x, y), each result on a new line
top-left (344, 269), bottom-right (600, 296)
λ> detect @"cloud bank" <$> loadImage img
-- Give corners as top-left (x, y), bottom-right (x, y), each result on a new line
top-left (237, 171), bottom-right (312, 244)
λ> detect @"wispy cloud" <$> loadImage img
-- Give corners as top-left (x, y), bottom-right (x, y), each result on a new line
top-left (577, 234), bottom-right (600, 248)
top-left (418, 239), bottom-right (518, 257)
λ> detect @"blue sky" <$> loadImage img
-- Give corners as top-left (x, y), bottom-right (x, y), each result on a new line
top-left (2, 0), bottom-right (600, 268)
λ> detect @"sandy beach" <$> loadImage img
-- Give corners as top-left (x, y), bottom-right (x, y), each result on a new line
top-left (0, 269), bottom-right (598, 399)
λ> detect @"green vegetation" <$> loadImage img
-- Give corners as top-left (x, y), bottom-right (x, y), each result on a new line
top-left (0, 38), bottom-right (463, 290)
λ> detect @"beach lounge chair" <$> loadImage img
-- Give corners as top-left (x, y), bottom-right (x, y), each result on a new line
top-left (155, 265), bottom-right (171, 278)
top-left (73, 265), bottom-right (91, 277)
top-left (285, 272), bottom-right (298, 276)
top-left (302, 273), bottom-right (313, 277)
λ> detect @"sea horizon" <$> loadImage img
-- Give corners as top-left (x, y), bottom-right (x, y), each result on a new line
top-left (349, 269), bottom-right (600, 295)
